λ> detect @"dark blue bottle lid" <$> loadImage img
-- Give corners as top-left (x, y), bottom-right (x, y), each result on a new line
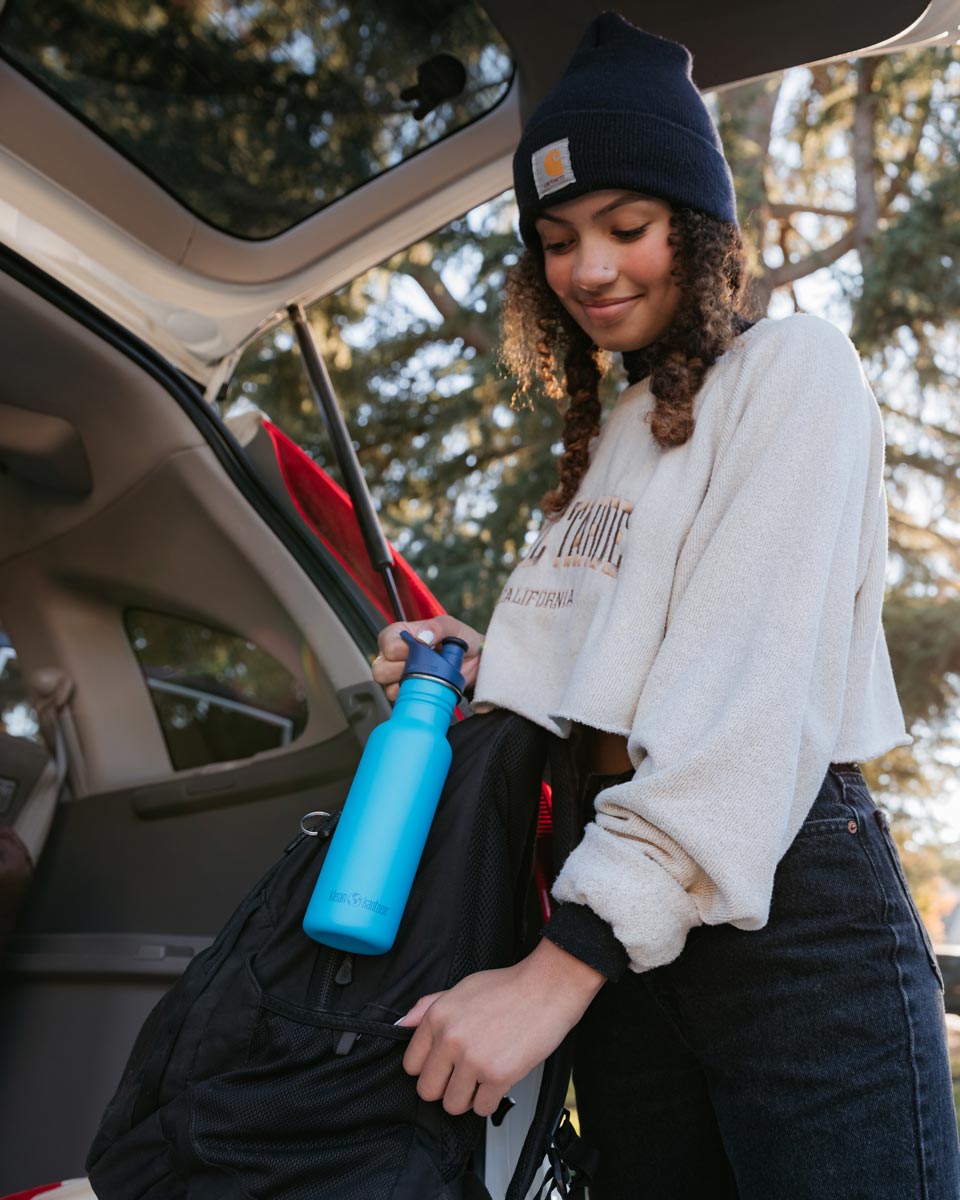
top-left (399, 631), bottom-right (467, 697)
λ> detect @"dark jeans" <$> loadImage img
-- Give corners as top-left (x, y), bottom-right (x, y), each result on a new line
top-left (572, 765), bottom-right (960, 1199)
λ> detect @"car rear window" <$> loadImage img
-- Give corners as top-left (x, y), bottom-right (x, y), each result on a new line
top-left (124, 609), bottom-right (308, 772)
top-left (0, 0), bottom-right (513, 239)
top-left (0, 626), bottom-right (40, 746)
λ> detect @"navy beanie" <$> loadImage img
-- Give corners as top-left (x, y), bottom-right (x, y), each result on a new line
top-left (513, 12), bottom-right (738, 249)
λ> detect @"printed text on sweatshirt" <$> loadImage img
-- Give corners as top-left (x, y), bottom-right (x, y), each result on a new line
top-left (472, 315), bottom-right (910, 973)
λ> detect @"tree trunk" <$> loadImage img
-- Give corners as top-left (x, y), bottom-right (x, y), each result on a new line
top-left (717, 77), bottom-right (782, 312)
top-left (853, 58), bottom-right (880, 279)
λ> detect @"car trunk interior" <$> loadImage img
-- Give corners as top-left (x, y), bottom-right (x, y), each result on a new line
top-left (0, 264), bottom-right (388, 1191)
top-left (0, 0), bottom-right (945, 1189)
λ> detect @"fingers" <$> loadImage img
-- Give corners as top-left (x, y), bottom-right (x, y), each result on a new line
top-left (400, 992), bottom-right (443, 1078)
top-left (372, 622), bottom-right (438, 699)
top-left (401, 995), bottom-right (456, 1101)
top-left (398, 957), bottom-right (581, 1119)
top-left (400, 993), bottom-right (510, 1116)
top-left (440, 1063), bottom-right (482, 1115)
top-left (415, 1045), bottom-right (458, 1107)
top-left (409, 1035), bottom-right (506, 1116)
top-left (472, 1082), bottom-right (509, 1119)
top-left (372, 617), bottom-right (486, 701)
top-left (376, 620), bottom-right (439, 662)
top-left (396, 991), bottom-right (443, 1030)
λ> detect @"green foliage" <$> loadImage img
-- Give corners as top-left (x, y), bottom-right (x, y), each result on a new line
top-left (123, 609), bottom-right (308, 771)
top-left (883, 591), bottom-right (960, 733)
top-left (2, 0), bottom-right (510, 236)
top-left (225, 44), bottom-right (960, 859)
top-left (858, 170), bottom-right (960, 354)
top-left (719, 48), bottom-right (960, 819)
top-left (890, 811), bottom-right (960, 933)
top-left (226, 193), bottom-right (623, 629)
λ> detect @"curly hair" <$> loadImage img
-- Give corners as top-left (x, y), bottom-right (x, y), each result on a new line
top-left (500, 208), bottom-right (747, 517)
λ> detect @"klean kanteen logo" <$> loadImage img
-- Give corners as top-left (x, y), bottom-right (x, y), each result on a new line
top-left (532, 138), bottom-right (575, 199)
top-left (329, 889), bottom-right (389, 917)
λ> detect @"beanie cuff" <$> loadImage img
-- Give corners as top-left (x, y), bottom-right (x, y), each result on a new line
top-left (515, 109), bottom-right (737, 246)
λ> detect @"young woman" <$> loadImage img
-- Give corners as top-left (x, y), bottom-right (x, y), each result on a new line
top-left (374, 13), bottom-right (960, 1198)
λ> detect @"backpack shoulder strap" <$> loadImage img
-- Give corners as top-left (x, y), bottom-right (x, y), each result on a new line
top-left (505, 732), bottom-right (599, 1199)
top-left (504, 1034), bottom-right (597, 1200)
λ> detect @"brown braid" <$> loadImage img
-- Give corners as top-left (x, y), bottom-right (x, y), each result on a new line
top-left (500, 207), bottom-right (747, 517)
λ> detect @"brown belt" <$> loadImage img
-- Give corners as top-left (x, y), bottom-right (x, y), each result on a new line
top-left (830, 762), bottom-right (861, 773)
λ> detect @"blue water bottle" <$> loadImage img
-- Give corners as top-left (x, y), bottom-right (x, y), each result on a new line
top-left (303, 631), bottom-right (467, 954)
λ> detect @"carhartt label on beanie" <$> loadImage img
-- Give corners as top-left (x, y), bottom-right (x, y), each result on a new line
top-left (532, 138), bottom-right (577, 199)
top-left (513, 11), bottom-right (737, 246)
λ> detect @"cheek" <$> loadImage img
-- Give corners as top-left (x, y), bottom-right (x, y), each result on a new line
top-left (623, 237), bottom-right (675, 289)
top-left (542, 256), bottom-right (569, 299)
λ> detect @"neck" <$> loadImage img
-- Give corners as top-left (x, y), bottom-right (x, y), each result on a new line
top-left (621, 343), bottom-right (660, 385)
top-left (620, 312), bottom-right (755, 385)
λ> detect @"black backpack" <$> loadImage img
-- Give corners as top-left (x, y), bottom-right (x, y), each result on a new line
top-left (86, 708), bottom-right (594, 1200)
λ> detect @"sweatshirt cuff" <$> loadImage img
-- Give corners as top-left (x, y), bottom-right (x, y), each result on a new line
top-left (542, 902), bottom-right (629, 982)
top-left (551, 820), bottom-right (702, 972)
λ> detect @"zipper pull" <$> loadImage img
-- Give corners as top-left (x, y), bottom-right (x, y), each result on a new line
top-left (334, 1030), bottom-right (360, 1056)
top-left (334, 954), bottom-right (354, 986)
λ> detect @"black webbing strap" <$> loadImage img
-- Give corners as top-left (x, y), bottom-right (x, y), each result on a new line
top-left (531, 1109), bottom-right (598, 1199)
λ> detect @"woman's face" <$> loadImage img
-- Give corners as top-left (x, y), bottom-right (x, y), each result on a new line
top-left (535, 190), bottom-right (681, 353)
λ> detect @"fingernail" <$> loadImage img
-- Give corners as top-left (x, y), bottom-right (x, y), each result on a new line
top-left (416, 630), bottom-right (436, 645)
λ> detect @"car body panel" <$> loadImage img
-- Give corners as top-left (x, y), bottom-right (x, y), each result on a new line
top-left (259, 420), bottom-right (445, 623)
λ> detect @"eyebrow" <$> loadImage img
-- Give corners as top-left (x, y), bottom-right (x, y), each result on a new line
top-left (535, 192), bottom-right (654, 226)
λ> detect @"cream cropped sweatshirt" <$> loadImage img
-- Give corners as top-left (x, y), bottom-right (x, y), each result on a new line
top-left (472, 314), bottom-right (910, 974)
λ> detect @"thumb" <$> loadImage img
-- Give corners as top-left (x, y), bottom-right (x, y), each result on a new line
top-left (396, 991), bottom-right (444, 1029)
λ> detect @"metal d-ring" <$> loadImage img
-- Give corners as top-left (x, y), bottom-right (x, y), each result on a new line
top-left (299, 810), bottom-right (332, 837)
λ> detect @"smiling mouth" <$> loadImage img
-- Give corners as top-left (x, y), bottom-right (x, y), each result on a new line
top-left (580, 295), bottom-right (641, 319)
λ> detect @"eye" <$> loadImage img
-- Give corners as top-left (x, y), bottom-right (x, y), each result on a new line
top-left (540, 237), bottom-right (573, 255)
top-left (612, 224), bottom-right (650, 241)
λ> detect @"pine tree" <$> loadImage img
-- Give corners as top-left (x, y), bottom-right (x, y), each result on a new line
top-left (226, 44), bottom-right (960, 853)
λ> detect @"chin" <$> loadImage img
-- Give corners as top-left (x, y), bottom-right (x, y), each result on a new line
top-left (594, 331), bottom-right (658, 354)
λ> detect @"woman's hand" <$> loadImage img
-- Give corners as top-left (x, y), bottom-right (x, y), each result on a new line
top-left (397, 939), bottom-right (605, 1117)
top-left (372, 616), bottom-right (485, 702)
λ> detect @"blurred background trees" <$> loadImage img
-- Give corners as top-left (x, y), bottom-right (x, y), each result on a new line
top-left (223, 42), bottom-right (960, 920)
top-left (713, 48), bottom-right (960, 929)
top-left (4, 0), bottom-right (511, 237)
top-left (5, 0), bottom-right (956, 923)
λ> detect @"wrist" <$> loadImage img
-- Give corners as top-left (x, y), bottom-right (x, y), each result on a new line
top-left (521, 937), bottom-right (606, 1007)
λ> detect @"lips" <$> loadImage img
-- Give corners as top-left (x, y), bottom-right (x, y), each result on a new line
top-left (580, 295), bottom-right (641, 322)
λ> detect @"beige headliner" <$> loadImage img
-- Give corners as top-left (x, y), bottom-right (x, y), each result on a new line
top-left (0, 267), bottom-right (373, 794)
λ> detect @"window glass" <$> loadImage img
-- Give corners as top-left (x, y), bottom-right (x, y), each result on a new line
top-left (124, 610), bottom-right (308, 772)
top-left (0, 628), bottom-right (41, 745)
top-left (0, 0), bottom-right (513, 238)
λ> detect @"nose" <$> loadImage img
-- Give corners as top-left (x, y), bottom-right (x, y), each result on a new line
top-left (571, 243), bottom-right (616, 293)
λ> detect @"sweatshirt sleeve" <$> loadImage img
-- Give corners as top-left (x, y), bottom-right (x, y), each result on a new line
top-left (551, 316), bottom-right (884, 973)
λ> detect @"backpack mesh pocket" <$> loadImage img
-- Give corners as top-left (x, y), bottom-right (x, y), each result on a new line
top-left (190, 1001), bottom-right (479, 1200)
